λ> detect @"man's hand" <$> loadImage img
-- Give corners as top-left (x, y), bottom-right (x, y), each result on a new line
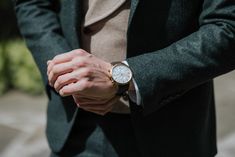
top-left (72, 95), bottom-right (120, 115)
top-left (47, 49), bottom-right (118, 114)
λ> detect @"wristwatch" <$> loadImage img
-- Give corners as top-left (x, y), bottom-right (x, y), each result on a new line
top-left (110, 62), bottom-right (133, 96)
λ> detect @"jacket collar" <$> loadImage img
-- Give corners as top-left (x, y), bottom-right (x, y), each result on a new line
top-left (67, 0), bottom-right (140, 48)
top-left (129, 0), bottom-right (140, 27)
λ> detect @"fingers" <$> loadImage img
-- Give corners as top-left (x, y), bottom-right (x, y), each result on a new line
top-left (59, 78), bottom-right (92, 96)
top-left (46, 48), bottom-right (119, 116)
top-left (54, 74), bottom-right (77, 92)
top-left (49, 49), bottom-right (87, 66)
top-left (47, 49), bottom-right (90, 86)
top-left (79, 96), bottom-right (119, 115)
top-left (54, 68), bottom-right (94, 92)
top-left (48, 62), bottom-right (74, 86)
top-left (46, 49), bottom-right (116, 105)
top-left (47, 53), bottom-right (72, 76)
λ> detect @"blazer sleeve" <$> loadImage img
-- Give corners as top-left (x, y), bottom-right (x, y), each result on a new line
top-left (127, 0), bottom-right (235, 115)
top-left (14, 0), bottom-right (72, 83)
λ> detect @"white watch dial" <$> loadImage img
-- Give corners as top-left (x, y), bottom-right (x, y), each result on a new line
top-left (112, 64), bottom-right (132, 84)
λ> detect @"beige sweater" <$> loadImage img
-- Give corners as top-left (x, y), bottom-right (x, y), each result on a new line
top-left (81, 0), bottom-right (131, 113)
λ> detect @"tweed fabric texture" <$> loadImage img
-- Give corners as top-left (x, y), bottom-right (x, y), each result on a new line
top-left (15, 0), bottom-right (235, 156)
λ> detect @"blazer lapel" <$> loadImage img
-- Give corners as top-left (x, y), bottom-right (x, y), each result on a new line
top-left (65, 0), bottom-right (139, 48)
top-left (128, 0), bottom-right (140, 27)
top-left (63, 0), bottom-right (82, 49)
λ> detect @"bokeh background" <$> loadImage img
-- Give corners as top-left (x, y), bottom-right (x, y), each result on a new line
top-left (0, 1), bottom-right (235, 157)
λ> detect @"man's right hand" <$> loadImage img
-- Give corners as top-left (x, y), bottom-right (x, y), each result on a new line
top-left (72, 95), bottom-right (120, 115)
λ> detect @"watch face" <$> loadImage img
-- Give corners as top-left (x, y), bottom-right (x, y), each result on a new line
top-left (112, 64), bottom-right (132, 84)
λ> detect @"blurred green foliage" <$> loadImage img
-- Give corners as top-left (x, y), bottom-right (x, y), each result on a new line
top-left (0, 43), bottom-right (8, 94)
top-left (0, 40), bottom-right (44, 95)
top-left (0, 1), bottom-right (42, 95)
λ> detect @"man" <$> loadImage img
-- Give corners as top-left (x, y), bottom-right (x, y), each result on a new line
top-left (14, 0), bottom-right (235, 157)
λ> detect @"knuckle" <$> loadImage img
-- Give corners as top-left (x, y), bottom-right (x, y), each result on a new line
top-left (56, 75), bottom-right (64, 84)
top-left (51, 66), bottom-right (59, 75)
top-left (72, 50), bottom-right (80, 56)
top-left (74, 72), bottom-right (80, 80)
top-left (87, 54), bottom-right (93, 59)
top-left (83, 68), bottom-right (93, 76)
top-left (73, 49), bottom-right (86, 56)
top-left (60, 88), bottom-right (71, 96)
top-left (78, 60), bottom-right (87, 67)
top-left (71, 60), bottom-right (78, 69)
top-left (59, 90), bottom-right (65, 96)
top-left (48, 61), bottom-right (54, 68)
top-left (72, 59), bottom-right (86, 68)
top-left (53, 55), bottom-right (59, 60)
top-left (53, 54), bottom-right (62, 61)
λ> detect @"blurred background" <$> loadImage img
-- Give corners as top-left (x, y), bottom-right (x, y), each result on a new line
top-left (0, 1), bottom-right (235, 157)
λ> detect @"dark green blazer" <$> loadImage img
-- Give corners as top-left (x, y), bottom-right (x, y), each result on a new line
top-left (14, 0), bottom-right (235, 156)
